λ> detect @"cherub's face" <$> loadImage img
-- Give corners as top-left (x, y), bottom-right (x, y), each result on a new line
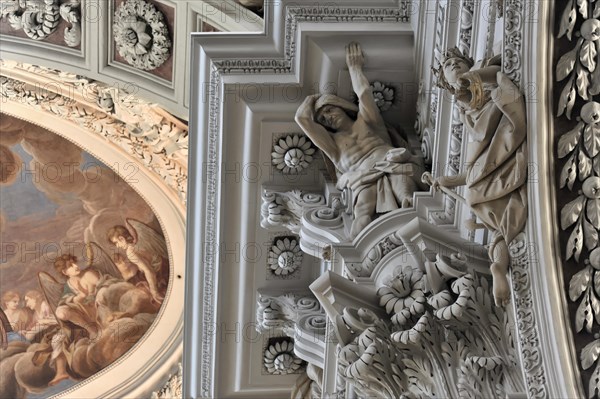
top-left (112, 236), bottom-right (128, 250)
top-left (316, 105), bottom-right (351, 131)
top-left (25, 296), bottom-right (36, 310)
top-left (63, 262), bottom-right (81, 277)
top-left (442, 57), bottom-right (470, 85)
top-left (5, 297), bottom-right (19, 311)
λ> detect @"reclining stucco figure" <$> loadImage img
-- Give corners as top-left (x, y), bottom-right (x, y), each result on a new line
top-left (427, 47), bottom-right (528, 307)
top-left (295, 42), bottom-right (426, 238)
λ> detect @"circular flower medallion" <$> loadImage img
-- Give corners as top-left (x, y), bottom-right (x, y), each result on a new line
top-left (113, 0), bottom-right (172, 71)
top-left (272, 134), bottom-right (316, 174)
top-left (268, 237), bottom-right (302, 276)
top-left (264, 341), bottom-right (303, 375)
top-left (371, 81), bottom-right (395, 112)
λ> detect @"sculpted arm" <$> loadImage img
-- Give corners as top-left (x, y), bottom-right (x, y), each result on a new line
top-left (295, 94), bottom-right (339, 164)
top-left (346, 42), bottom-right (385, 128)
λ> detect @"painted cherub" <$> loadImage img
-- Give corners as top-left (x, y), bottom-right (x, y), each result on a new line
top-left (107, 219), bottom-right (169, 303)
top-left (428, 47), bottom-right (527, 306)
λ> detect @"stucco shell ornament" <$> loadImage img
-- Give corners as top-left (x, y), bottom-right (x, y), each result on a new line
top-left (113, 0), bottom-right (172, 71)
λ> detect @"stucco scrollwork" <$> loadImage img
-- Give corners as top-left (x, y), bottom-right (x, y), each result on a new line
top-left (113, 0), bottom-right (172, 71)
top-left (0, 0), bottom-right (81, 47)
top-left (151, 364), bottom-right (182, 399)
top-left (260, 188), bottom-right (325, 233)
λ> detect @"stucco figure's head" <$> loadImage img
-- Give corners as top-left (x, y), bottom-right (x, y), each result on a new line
top-left (314, 94), bottom-right (358, 131)
top-left (432, 47), bottom-right (474, 93)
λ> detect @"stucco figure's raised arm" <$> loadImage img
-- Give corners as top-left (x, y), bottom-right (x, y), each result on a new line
top-left (346, 42), bottom-right (384, 128)
top-left (295, 94), bottom-right (340, 164)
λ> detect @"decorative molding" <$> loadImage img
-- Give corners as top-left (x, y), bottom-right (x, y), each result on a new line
top-left (151, 364), bottom-right (182, 399)
top-left (0, 61), bottom-right (188, 204)
top-left (503, 0), bottom-right (524, 84)
top-left (113, 0), bottom-right (172, 71)
top-left (555, 1), bottom-right (600, 396)
top-left (0, 0), bottom-right (81, 47)
top-left (271, 134), bottom-right (316, 175)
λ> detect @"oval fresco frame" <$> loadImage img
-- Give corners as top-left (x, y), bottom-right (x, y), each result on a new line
top-left (0, 94), bottom-right (185, 398)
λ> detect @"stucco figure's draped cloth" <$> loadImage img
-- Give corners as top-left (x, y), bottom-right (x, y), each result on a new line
top-left (336, 152), bottom-right (426, 214)
top-left (461, 71), bottom-right (527, 245)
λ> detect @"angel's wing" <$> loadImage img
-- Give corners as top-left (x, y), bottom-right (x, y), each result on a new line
top-left (38, 272), bottom-right (65, 318)
top-left (86, 242), bottom-right (122, 279)
top-left (126, 218), bottom-right (169, 264)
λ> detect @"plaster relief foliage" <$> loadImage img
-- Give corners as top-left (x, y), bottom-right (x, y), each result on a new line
top-left (151, 364), bottom-right (182, 399)
top-left (0, 0), bottom-right (81, 47)
top-left (0, 62), bottom-right (188, 204)
top-left (256, 293), bottom-right (321, 336)
top-left (113, 0), bottom-right (172, 71)
top-left (335, 254), bottom-right (523, 398)
top-left (271, 134), bottom-right (316, 174)
top-left (557, 1), bottom-right (600, 396)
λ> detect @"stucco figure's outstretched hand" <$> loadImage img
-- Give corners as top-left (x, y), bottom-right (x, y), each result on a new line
top-left (346, 42), bottom-right (364, 69)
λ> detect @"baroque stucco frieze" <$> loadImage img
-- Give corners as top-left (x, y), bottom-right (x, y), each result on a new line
top-left (0, 61), bottom-right (188, 205)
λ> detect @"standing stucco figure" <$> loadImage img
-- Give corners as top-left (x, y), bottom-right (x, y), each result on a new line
top-left (429, 47), bottom-right (528, 307)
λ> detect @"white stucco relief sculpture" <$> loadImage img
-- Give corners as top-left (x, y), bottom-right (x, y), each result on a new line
top-left (295, 42), bottom-right (427, 238)
top-left (271, 134), bottom-right (316, 175)
top-left (426, 47), bottom-right (528, 307)
top-left (556, 1), bottom-right (600, 396)
top-left (256, 293), bottom-right (325, 396)
top-left (0, 0), bottom-right (81, 47)
top-left (311, 252), bottom-right (524, 398)
top-left (113, 0), bottom-right (172, 71)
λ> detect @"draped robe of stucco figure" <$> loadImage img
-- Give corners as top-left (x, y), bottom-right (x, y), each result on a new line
top-left (459, 64), bottom-right (528, 246)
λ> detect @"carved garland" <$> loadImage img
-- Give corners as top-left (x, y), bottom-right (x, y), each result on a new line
top-left (556, 0), bottom-right (600, 396)
top-left (0, 61), bottom-right (188, 204)
top-left (113, 0), bottom-right (172, 71)
top-left (0, 0), bottom-right (81, 47)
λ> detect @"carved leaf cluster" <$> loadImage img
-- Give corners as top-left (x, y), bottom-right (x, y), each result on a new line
top-left (557, 2), bottom-right (600, 396)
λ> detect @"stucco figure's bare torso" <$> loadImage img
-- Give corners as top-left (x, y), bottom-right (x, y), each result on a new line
top-left (295, 42), bottom-right (425, 238)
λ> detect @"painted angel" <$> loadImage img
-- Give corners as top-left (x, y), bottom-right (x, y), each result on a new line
top-left (38, 248), bottom-right (122, 386)
top-left (107, 219), bottom-right (169, 303)
top-left (427, 47), bottom-right (527, 306)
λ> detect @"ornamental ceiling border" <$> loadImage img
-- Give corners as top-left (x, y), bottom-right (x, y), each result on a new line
top-left (554, 0), bottom-right (600, 396)
top-left (0, 60), bottom-right (188, 206)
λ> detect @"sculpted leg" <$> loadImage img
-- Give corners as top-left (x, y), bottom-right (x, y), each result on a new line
top-left (351, 185), bottom-right (377, 237)
top-left (489, 237), bottom-right (511, 307)
top-left (390, 175), bottom-right (417, 208)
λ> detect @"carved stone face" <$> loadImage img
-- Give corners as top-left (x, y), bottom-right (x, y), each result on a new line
top-left (442, 57), bottom-right (470, 86)
top-left (316, 105), bottom-right (352, 131)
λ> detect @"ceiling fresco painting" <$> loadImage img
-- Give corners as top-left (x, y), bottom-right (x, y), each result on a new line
top-left (0, 115), bottom-right (170, 399)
